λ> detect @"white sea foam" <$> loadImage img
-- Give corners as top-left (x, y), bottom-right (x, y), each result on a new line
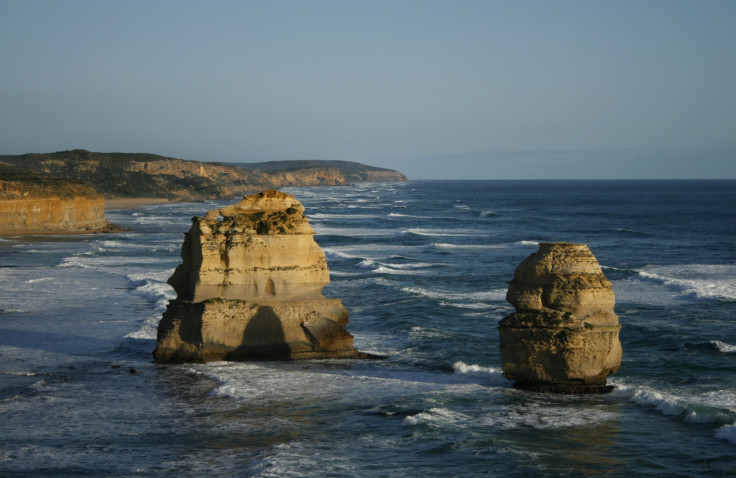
top-left (124, 315), bottom-right (161, 340)
top-left (711, 340), bottom-right (736, 353)
top-left (404, 228), bottom-right (485, 238)
top-left (403, 407), bottom-right (470, 427)
top-left (611, 383), bottom-right (736, 437)
top-left (611, 385), bottom-right (685, 416)
top-left (312, 226), bottom-right (397, 237)
top-left (715, 423), bottom-right (736, 445)
top-left (308, 213), bottom-right (381, 220)
top-left (60, 255), bottom-right (174, 269)
top-left (635, 264), bottom-right (736, 301)
top-left (432, 240), bottom-right (538, 250)
top-left (25, 277), bottom-right (53, 284)
top-left (124, 273), bottom-right (175, 339)
top-left (402, 286), bottom-right (507, 303)
top-left (452, 361), bottom-right (502, 376)
top-left (357, 259), bottom-right (375, 269)
top-left (404, 403), bottom-right (616, 430)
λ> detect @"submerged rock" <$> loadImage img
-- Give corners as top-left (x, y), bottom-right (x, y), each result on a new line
top-left (498, 243), bottom-right (622, 393)
top-left (154, 190), bottom-right (372, 363)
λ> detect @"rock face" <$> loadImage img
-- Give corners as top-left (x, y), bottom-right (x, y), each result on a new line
top-left (498, 243), bottom-right (622, 393)
top-left (153, 190), bottom-right (367, 363)
top-left (0, 176), bottom-right (113, 235)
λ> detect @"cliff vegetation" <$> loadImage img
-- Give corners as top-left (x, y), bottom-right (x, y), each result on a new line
top-left (0, 150), bottom-right (408, 201)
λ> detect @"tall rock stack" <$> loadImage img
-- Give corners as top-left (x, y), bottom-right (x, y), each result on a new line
top-left (154, 190), bottom-right (366, 363)
top-left (498, 243), bottom-right (622, 393)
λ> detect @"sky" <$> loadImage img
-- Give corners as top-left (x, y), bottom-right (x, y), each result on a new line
top-left (1, 0), bottom-right (735, 179)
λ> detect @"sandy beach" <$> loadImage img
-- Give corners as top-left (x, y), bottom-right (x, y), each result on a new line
top-left (104, 198), bottom-right (172, 210)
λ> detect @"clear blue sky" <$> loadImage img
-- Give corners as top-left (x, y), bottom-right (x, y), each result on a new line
top-left (1, 0), bottom-right (734, 179)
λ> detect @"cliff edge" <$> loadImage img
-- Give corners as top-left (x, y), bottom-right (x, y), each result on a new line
top-left (0, 164), bottom-right (117, 235)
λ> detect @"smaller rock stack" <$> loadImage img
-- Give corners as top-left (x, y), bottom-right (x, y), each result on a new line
top-left (154, 190), bottom-right (369, 363)
top-left (498, 243), bottom-right (622, 393)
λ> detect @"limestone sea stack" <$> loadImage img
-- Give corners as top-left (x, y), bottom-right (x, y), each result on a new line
top-left (154, 190), bottom-right (369, 363)
top-left (498, 243), bottom-right (622, 393)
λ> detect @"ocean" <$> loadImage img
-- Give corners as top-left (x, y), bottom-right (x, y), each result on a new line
top-left (1, 180), bottom-right (735, 477)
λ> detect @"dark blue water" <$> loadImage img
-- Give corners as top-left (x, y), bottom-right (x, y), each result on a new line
top-left (1, 180), bottom-right (735, 477)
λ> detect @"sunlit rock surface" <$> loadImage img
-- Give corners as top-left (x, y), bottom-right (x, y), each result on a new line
top-left (498, 243), bottom-right (622, 393)
top-left (154, 190), bottom-right (370, 363)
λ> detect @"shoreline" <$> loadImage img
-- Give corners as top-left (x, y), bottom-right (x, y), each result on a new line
top-left (105, 198), bottom-right (172, 210)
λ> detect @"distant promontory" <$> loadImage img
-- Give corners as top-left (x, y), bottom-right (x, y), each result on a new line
top-left (0, 150), bottom-right (408, 201)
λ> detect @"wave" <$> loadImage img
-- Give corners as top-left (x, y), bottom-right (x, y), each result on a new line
top-left (452, 361), bottom-right (504, 379)
top-left (404, 403), bottom-right (616, 430)
top-left (432, 240), bottom-right (538, 250)
top-left (313, 226), bottom-right (398, 237)
top-left (716, 423), bottom-right (736, 445)
top-left (60, 254), bottom-right (175, 270)
top-left (402, 286), bottom-right (507, 304)
top-left (610, 227), bottom-right (653, 237)
top-left (25, 277), bottom-right (53, 284)
top-left (634, 264), bottom-right (736, 301)
top-left (308, 213), bottom-right (382, 220)
top-left (123, 273), bottom-right (175, 340)
top-left (610, 383), bottom-right (736, 445)
top-left (480, 210), bottom-right (499, 217)
top-left (403, 228), bottom-right (489, 238)
top-left (403, 407), bottom-right (470, 427)
top-left (711, 340), bottom-right (736, 353)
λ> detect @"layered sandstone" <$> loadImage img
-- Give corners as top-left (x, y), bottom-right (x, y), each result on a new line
top-left (0, 178), bottom-right (114, 235)
top-left (154, 190), bottom-right (368, 363)
top-left (498, 243), bottom-right (622, 393)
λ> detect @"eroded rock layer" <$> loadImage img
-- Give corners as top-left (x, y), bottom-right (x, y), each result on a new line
top-left (498, 243), bottom-right (622, 393)
top-left (154, 190), bottom-right (367, 362)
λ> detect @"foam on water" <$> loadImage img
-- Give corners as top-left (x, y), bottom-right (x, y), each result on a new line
top-left (313, 225), bottom-right (398, 237)
top-left (715, 423), bottom-right (736, 445)
top-left (404, 402), bottom-right (617, 431)
top-left (60, 254), bottom-right (174, 270)
top-left (636, 264), bottom-right (736, 301)
top-left (402, 286), bottom-right (507, 304)
top-left (123, 272), bottom-right (176, 339)
top-left (610, 382), bottom-right (736, 445)
top-left (711, 340), bottom-right (736, 353)
top-left (432, 240), bottom-right (538, 250)
top-left (403, 228), bottom-right (488, 238)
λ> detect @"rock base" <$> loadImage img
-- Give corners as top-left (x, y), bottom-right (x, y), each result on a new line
top-left (512, 381), bottom-right (615, 394)
top-left (154, 298), bottom-right (372, 363)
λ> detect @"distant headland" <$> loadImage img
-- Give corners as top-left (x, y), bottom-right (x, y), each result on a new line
top-left (0, 149), bottom-right (407, 235)
top-left (0, 149), bottom-right (408, 202)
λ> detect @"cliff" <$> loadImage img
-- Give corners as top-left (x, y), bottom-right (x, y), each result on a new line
top-left (0, 164), bottom-right (116, 235)
top-left (0, 150), bottom-right (408, 200)
top-left (154, 190), bottom-right (371, 363)
top-left (498, 243), bottom-right (622, 393)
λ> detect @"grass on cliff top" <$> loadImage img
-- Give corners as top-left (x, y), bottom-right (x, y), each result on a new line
top-left (0, 163), bottom-right (99, 199)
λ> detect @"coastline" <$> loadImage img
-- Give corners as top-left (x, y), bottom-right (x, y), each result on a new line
top-left (105, 198), bottom-right (172, 210)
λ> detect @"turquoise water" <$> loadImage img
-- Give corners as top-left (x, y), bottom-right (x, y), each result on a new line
top-left (1, 180), bottom-right (735, 476)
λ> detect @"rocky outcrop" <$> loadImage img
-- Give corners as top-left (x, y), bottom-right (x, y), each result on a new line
top-left (498, 243), bottom-right (622, 393)
top-left (154, 190), bottom-right (370, 363)
top-left (0, 175), bottom-right (116, 235)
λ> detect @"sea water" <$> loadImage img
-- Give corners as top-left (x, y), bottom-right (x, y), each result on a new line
top-left (1, 180), bottom-right (735, 477)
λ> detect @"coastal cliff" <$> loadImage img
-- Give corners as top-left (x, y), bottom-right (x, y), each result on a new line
top-left (154, 190), bottom-right (369, 362)
top-left (0, 165), bottom-right (115, 235)
top-left (0, 150), bottom-right (408, 201)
